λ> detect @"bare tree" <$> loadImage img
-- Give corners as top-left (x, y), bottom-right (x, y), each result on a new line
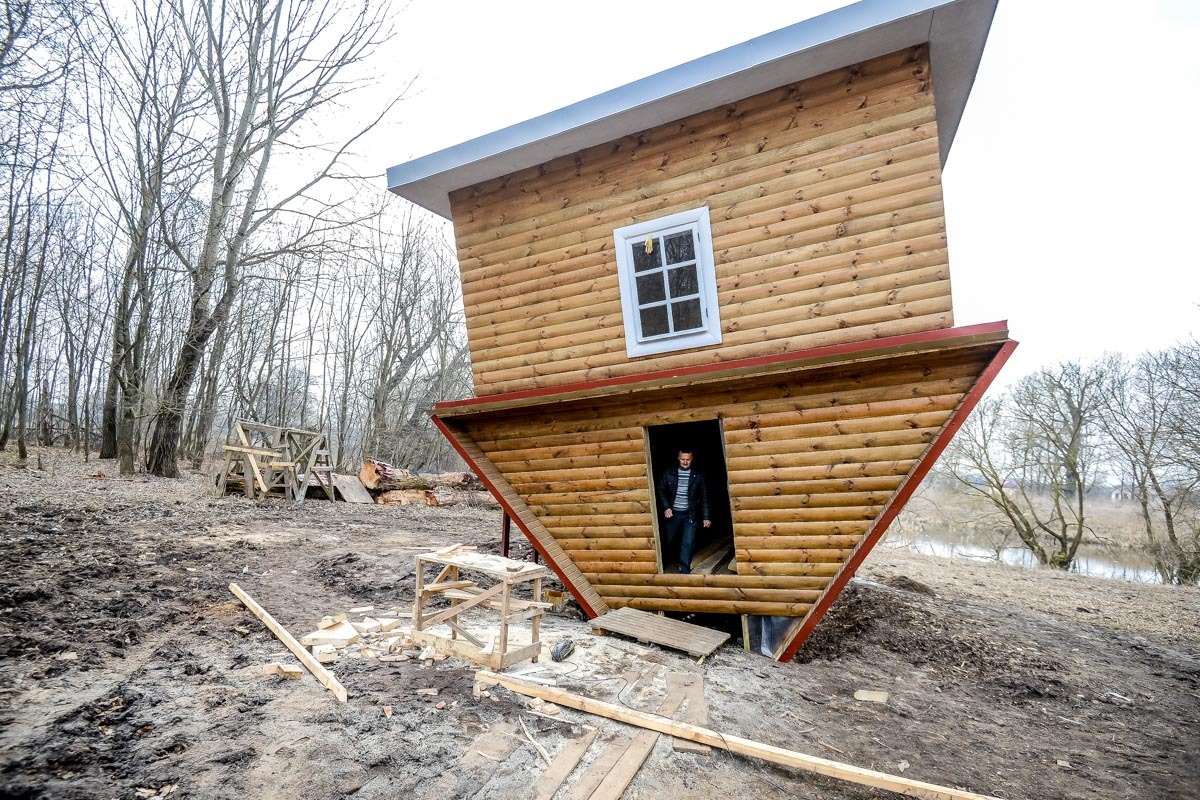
top-left (358, 205), bottom-right (463, 462)
top-left (944, 362), bottom-right (1106, 569)
top-left (145, 0), bottom-right (394, 477)
top-left (81, 0), bottom-right (203, 469)
top-left (1102, 348), bottom-right (1200, 584)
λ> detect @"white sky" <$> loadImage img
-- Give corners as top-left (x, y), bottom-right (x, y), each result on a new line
top-left (356, 0), bottom-right (1200, 382)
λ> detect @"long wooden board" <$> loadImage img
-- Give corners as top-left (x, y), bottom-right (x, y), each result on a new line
top-left (589, 607), bottom-right (728, 657)
top-left (667, 673), bottom-right (711, 755)
top-left (476, 671), bottom-right (1001, 800)
top-left (532, 727), bottom-right (599, 800)
top-left (589, 688), bottom-right (687, 799)
top-left (229, 583), bottom-right (348, 702)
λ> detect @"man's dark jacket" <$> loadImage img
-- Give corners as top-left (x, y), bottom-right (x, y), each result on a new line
top-left (656, 467), bottom-right (711, 524)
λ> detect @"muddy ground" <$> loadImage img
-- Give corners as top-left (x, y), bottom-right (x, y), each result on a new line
top-left (0, 451), bottom-right (1197, 800)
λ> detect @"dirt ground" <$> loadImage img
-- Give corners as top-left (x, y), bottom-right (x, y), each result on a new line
top-left (1, 451), bottom-right (1198, 800)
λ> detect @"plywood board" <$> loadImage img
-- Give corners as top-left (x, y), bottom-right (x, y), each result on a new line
top-left (333, 473), bottom-right (374, 504)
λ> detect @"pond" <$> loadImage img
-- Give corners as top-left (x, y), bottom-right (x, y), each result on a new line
top-left (883, 530), bottom-right (1163, 583)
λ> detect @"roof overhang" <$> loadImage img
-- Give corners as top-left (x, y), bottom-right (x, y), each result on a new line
top-left (387, 0), bottom-right (997, 219)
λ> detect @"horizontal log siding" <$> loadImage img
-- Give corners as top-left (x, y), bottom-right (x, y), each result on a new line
top-left (460, 344), bottom-right (995, 615)
top-left (450, 46), bottom-right (951, 397)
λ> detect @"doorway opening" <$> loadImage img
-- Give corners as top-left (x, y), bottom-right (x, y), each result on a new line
top-left (645, 419), bottom-right (734, 574)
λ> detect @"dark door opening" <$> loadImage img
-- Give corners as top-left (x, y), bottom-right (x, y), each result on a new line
top-left (646, 419), bottom-right (734, 574)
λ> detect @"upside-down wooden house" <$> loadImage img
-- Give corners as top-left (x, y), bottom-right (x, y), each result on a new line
top-left (387, 0), bottom-right (1015, 661)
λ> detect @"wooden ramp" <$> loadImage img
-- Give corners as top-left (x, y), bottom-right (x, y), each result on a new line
top-left (589, 607), bottom-right (729, 657)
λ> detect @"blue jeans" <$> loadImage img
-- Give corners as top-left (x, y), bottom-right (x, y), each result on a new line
top-left (662, 513), bottom-right (697, 574)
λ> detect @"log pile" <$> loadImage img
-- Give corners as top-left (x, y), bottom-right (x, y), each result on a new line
top-left (359, 458), bottom-right (479, 491)
top-left (358, 458), bottom-right (495, 508)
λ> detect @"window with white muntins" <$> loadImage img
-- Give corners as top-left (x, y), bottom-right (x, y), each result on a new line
top-left (613, 207), bottom-right (722, 358)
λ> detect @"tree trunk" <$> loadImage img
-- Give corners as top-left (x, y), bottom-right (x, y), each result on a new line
top-left (118, 405), bottom-right (136, 475)
top-left (147, 322), bottom-right (216, 477)
top-left (100, 367), bottom-right (119, 458)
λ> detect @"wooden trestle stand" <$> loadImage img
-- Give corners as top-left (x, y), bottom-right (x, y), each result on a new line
top-left (411, 547), bottom-right (550, 669)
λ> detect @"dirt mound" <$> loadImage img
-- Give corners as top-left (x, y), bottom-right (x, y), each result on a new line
top-left (795, 582), bottom-right (1062, 692)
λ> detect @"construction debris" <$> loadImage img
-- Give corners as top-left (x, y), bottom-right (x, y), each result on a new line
top-left (311, 645), bottom-right (339, 664)
top-left (228, 583), bottom-right (348, 703)
top-left (262, 662), bottom-right (303, 680)
top-left (299, 621), bottom-right (359, 648)
top-left (318, 613), bottom-right (347, 629)
top-left (475, 670), bottom-right (1003, 800)
top-left (518, 716), bottom-right (552, 766)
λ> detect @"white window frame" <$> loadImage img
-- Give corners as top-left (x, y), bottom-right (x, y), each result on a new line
top-left (613, 207), bottom-right (722, 358)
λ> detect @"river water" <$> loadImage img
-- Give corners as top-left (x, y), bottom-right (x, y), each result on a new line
top-left (882, 531), bottom-right (1162, 583)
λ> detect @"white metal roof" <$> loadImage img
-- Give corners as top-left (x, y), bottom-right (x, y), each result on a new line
top-left (386, 0), bottom-right (997, 219)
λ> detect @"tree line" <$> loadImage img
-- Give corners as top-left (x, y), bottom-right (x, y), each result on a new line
top-left (0, 0), bottom-right (471, 477)
top-left (942, 342), bottom-right (1200, 585)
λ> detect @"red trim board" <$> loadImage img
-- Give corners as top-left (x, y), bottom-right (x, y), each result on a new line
top-left (775, 338), bottom-right (1019, 662)
top-left (436, 322), bottom-right (1010, 414)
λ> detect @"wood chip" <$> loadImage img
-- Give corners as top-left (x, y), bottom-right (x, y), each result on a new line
top-left (415, 688), bottom-right (439, 696)
top-left (349, 606), bottom-right (374, 614)
top-left (383, 706), bottom-right (393, 718)
top-left (298, 621), bottom-right (359, 648)
top-left (311, 645), bottom-right (339, 664)
top-left (318, 613), bottom-right (347, 629)
top-left (853, 690), bottom-right (889, 703)
top-left (263, 662), bottom-right (302, 680)
top-left (435, 700), bottom-right (447, 709)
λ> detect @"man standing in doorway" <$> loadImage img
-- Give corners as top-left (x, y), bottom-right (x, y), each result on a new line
top-left (657, 449), bottom-right (712, 574)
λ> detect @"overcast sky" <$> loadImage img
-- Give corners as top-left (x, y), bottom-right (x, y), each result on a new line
top-left (365, 0), bottom-right (1200, 382)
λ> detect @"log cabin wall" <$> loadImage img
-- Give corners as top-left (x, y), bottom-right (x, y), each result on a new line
top-left (449, 45), bottom-right (950, 397)
top-left (452, 342), bottom-right (999, 617)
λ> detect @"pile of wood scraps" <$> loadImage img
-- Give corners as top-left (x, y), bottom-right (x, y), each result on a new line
top-left (229, 585), bottom-right (464, 705)
top-left (297, 607), bottom-right (419, 664)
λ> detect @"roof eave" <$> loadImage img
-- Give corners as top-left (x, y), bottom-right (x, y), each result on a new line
top-left (386, 0), bottom-right (997, 219)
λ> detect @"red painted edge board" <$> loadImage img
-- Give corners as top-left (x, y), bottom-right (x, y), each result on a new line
top-left (430, 416), bottom-right (603, 618)
top-left (776, 338), bottom-right (1019, 663)
top-left (435, 321), bottom-right (1010, 413)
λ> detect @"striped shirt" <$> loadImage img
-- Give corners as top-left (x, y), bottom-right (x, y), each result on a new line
top-left (672, 469), bottom-right (691, 512)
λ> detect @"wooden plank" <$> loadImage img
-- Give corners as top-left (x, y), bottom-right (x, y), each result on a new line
top-left (476, 671), bottom-right (1003, 800)
top-left (564, 735), bottom-right (632, 800)
top-left (589, 688), bottom-right (688, 799)
top-left (229, 583), bottom-right (348, 703)
top-left (667, 673), bottom-right (711, 755)
top-left (333, 473), bottom-right (374, 504)
top-left (532, 727), bottom-right (599, 800)
top-left (589, 607), bottom-right (728, 656)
